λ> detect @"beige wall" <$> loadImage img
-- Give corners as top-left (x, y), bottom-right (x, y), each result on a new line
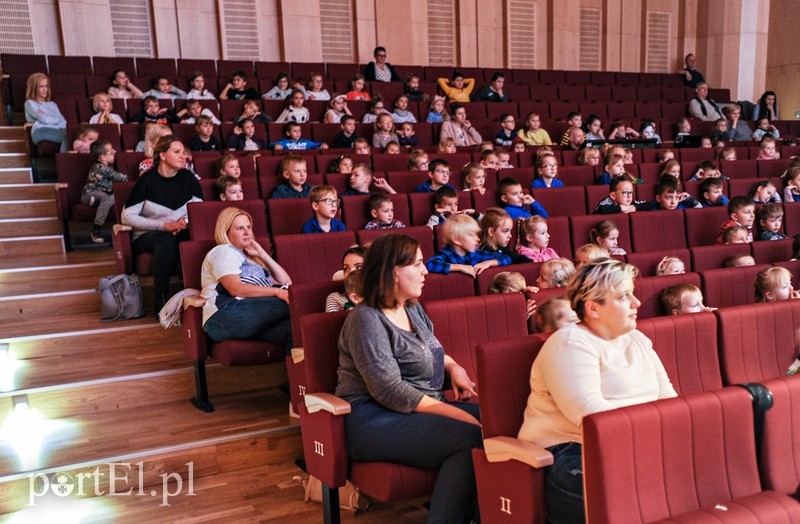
top-left (9, 0), bottom-right (774, 106)
top-left (766, 0), bottom-right (797, 119)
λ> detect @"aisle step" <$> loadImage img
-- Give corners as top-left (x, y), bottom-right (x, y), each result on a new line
top-left (0, 168), bottom-right (32, 184)
top-left (0, 260), bottom-right (115, 296)
top-left (0, 153), bottom-right (30, 169)
top-left (0, 217), bottom-right (61, 238)
top-left (0, 184), bottom-right (56, 201)
top-left (0, 140), bottom-right (28, 154)
top-left (0, 199), bottom-right (56, 219)
top-left (0, 289), bottom-right (101, 322)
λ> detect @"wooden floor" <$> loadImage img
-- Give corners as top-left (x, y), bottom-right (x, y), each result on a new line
top-left (0, 161), bottom-right (434, 523)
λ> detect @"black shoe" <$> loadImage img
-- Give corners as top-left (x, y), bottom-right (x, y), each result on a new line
top-left (154, 293), bottom-right (168, 318)
top-left (90, 226), bottom-right (104, 244)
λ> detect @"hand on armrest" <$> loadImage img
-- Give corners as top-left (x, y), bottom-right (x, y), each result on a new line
top-left (484, 436), bottom-right (554, 468)
top-left (290, 347), bottom-right (304, 364)
top-left (305, 393), bottom-right (351, 416)
top-left (112, 224), bottom-right (132, 236)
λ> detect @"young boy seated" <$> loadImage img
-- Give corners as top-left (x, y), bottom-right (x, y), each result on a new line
top-left (426, 186), bottom-right (481, 228)
top-left (215, 175), bottom-right (244, 201)
top-left (757, 203), bottom-right (789, 240)
top-left (717, 196), bottom-right (755, 244)
top-left (593, 177), bottom-right (650, 214)
top-left (130, 95), bottom-right (180, 124)
top-left (479, 150), bottom-right (500, 171)
top-left (189, 115), bottom-right (222, 152)
top-left (341, 163), bottom-right (395, 196)
top-left (559, 112), bottom-right (582, 146)
top-left (270, 154), bottom-right (313, 199)
top-left (425, 214), bottom-right (511, 276)
top-left (301, 185), bottom-right (346, 234)
top-left (227, 118), bottom-right (266, 151)
top-left (689, 160), bottom-right (729, 181)
top-left (661, 284), bottom-right (716, 315)
top-left (397, 122), bottom-right (418, 148)
top-left (333, 115), bottom-right (359, 148)
top-left (364, 193), bottom-right (406, 229)
top-left (495, 147), bottom-right (513, 169)
top-left (269, 122), bottom-right (328, 150)
top-left (699, 177), bottom-right (729, 207)
top-left (652, 175), bottom-right (702, 210)
top-left (179, 99), bottom-right (221, 125)
top-left (414, 159), bottom-right (457, 193)
top-left (495, 114), bottom-right (517, 147)
top-left (353, 138), bottom-right (371, 155)
top-left (219, 70), bottom-right (259, 100)
top-left (498, 176), bottom-right (548, 219)
top-left (721, 224), bottom-right (750, 244)
top-left (81, 140), bottom-right (128, 243)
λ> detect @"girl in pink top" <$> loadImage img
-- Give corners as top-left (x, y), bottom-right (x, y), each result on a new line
top-left (517, 215), bottom-right (559, 262)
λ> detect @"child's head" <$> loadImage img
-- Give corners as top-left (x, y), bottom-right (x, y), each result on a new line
top-left (480, 150), bottom-right (500, 170)
top-left (495, 147), bottom-right (511, 167)
top-left (760, 137), bottom-right (777, 157)
top-left (721, 224), bottom-right (749, 244)
top-left (662, 284), bottom-right (708, 315)
top-left (195, 114), bottom-right (214, 137)
top-left (518, 215), bottom-right (549, 250)
top-left (240, 118), bottom-right (256, 138)
top-left (280, 154), bottom-right (307, 187)
top-left (536, 153), bottom-right (559, 181)
top-left (385, 142), bottom-right (401, 154)
top-left (590, 220), bottom-right (621, 251)
top-left (284, 122), bottom-right (302, 141)
top-left (189, 71), bottom-right (205, 91)
top-left (656, 149), bottom-right (675, 163)
top-left (699, 178), bottom-right (724, 205)
top-left (143, 123), bottom-right (172, 158)
top-left (90, 139), bottom-right (115, 164)
top-left (756, 117), bottom-right (772, 131)
top-left (717, 147), bottom-right (737, 162)
top-left (334, 155), bottom-right (354, 174)
top-left (307, 72), bottom-right (324, 91)
top-left (525, 112), bottom-right (542, 131)
top-left (92, 92), bottom-right (112, 113)
top-left (77, 125), bottom-right (99, 143)
top-left (574, 244), bottom-right (609, 268)
top-left (349, 163), bottom-right (372, 192)
top-left (500, 113), bottom-right (516, 132)
top-left (656, 176), bottom-right (681, 210)
top-left (215, 175), bottom-right (243, 201)
top-left (434, 186), bottom-right (459, 214)
top-left (393, 94), bottom-right (409, 111)
top-left (443, 214), bottom-right (480, 253)
top-left (512, 139), bottom-right (527, 153)
top-left (536, 296), bottom-right (579, 333)
top-left (566, 111), bottom-right (582, 128)
top-left (342, 270), bottom-right (362, 307)
top-left (758, 203), bottom-right (784, 234)
top-left (656, 256), bottom-right (686, 276)
top-left (438, 137), bottom-right (457, 154)
top-left (230, 70), bottom-right (248, 89)
top-left (640, 120), bottom-right (657, 140)
top-left (785, 166), bottom-right (800, 190)
top-left (695, 160), bottom-right (720, 179)
top-left (487, 271), bottom-right (527, 294)
top-left (309, 185), bottom-right (339, 219)
top-left (330, 94), bottom-right (347, 113)
top-left (339, 114), bottom-right (356, 135)
top-left (408, 150), bottom-right (429, 171)
top-left (184, 99), bottom-right (204, 119)
top-left (677, 117), bottom-right (691, 134)
top-left (478, 141), bottom-right (495, 153)
top-left (750, 179), bottom-right (777, 203)
top-left (728, 196), bottom-right (756, 227)
top-left (242, 99), bottom-right (260, 116)
top-left (701, 137), bottom-right (713, 148)
top-left (275, 73), bottom-right (290, 90)
top-left (480, 208), bottom-right (513, 250)
top-left (398, 122), bottom-right (415, 137)
top-left (754, 267), bottom-right (795, 302)
top-left (537, 258), bottom-right (575, 289)
top-left (430, 95), bottom-right (446, 115)
top-left (368, 193), bottom-right (394, 225)
top-left (714, 118), bottom-right (728, 132)
top-left (605, 154), bottom-right (625, 177)
top-left (724, 253), bottom-right (756, 268)
top-left (609, 177), bottom-right (635, 207)
top-left (462, 162), bottom-right (486, 190)
top-left (405, 73), bottom-right (420, 91)
top-left (111, 69), bottom-right (129, 89)
top-left (353, 138), bottom-right (370, 154)
top-left (428, 159), bottom-right (451, 189)
top-left (498, 177), bottom-right (524, 207)
top-left (578, 147), bottom-right (601, 166)
top-left (351, 73), bottom-right (366, 92)
top-left (584, 115), bottom-right (602, 136)
top-left (153, 75), bottom-right (173, 93)
top-left (217, 154), bottom-right (241, 178)
top-left (375, 112), bottom-right (395, 133)
top-left (289, 89), bottom-right (305, 108)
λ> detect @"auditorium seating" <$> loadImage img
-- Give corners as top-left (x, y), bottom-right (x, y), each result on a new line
top-left (760, 376), bottom-right (800, 500)
top-left (584, 387), bottom-right (800, 522)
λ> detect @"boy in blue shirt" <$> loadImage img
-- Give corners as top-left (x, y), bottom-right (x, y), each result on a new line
top-left (699, 177), bottom-right (730, 207)
top-left (270, 154), bottom-right (313, 199)
top-left (498, 176), bottom-right (548, 219)
top-left (270, 122), bottom-right (328, 150)
top-left (301, 185), bottom-right (347, 234)
top-left (652, 176), bottom-right (702, 210)
top-left (414, 158), bottom-right (457, 193)
top-left (495, 113), bottom-right (517, 147)
top-left (426, 214), bottom-right (510, 275)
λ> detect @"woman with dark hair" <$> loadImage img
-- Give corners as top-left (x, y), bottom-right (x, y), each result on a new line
top-left (121, 136), bottom-right (202, 312)
top-left (336, 234), bottom-right (482, 523)
top-left (363, 46), bottom-right (401, 82)
top-left (518, 258), bottom-right (676, 523)
top-left (753, 91), bottom-right (779, 121)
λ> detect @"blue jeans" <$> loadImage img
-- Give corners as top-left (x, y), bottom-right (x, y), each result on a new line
top-left (345, 399), bottom-right (482, 524)
top-left (31, 126), bottom-right (68, 152)
top-left (544, 442), bottom-right (585, 524)
top-left (203, 295), bottom-right (292, 349)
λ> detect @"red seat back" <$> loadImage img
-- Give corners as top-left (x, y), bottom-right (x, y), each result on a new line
top-left (751, 238), bottom-right (794, 264)
top-left (475, 262), bottom-right (542, 296)
top-left (626, 248), bottom-right (690, 277)
top-left (530, 186), bottom-right (587, 217)
top-left (630, 210), bottom-right (687, 252)
top-left (289, 280), bottom-right (343, 347)
top-left (569, 213), bottom-right (631, 254)
top-left (760, 376), bottom-right (800, 495)
top-left (689, 243), bottom-right (750, 272)
top-left (634, 272), bottom-right (702, 319)
top-left (419, 273), bottom-right (476, 302)
top-left (187, 200), bottom-right (269, 241)
top-left (700, 263), bottom-right (770, 309)
top-left (356, 225), bottom-right (435, 261)
top-left (273, 232), bottom-right (357, 285)
top-left (684, 206), bottom-right (730, 247)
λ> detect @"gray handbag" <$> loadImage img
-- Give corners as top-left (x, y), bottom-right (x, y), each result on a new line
top-left (97, 274), bottom-right (145, 321)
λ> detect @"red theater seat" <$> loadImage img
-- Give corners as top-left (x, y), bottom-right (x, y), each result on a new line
top-left (272, 232), bottom-right (356, 285)
top-left (569, 213), bottom-right (632, 254)
top-left (357, 225), bottom-right (435, 261)
top-left (701, 263), bottom-right (770, 309)
top-left (634, 272), bottom-right (702, 319)
top-left (690, 243), bottom-right (751, 271)
top-left (186, 200), bottom-right (267, 241)
top-left (630, 210), bottom-right (687, 252)
top-left (626, 248), bottom-right (691, 277)
top-left (475, 263), bottom-right (542, 296)
top-left (684, 206), bottom-right (730, 247)
top-left (760, 376), bottom-right (800, 500)
top-left (419, 272), bottom-right (476, 302)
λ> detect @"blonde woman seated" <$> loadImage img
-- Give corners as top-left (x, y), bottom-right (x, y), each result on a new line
top-left (201, 207), bottom-right (292, 347)
top-left (518, 258), bottom-right (676, 523)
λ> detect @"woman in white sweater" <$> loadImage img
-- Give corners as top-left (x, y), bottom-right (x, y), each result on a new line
top-left (518, 258), bottom-right (676, 524)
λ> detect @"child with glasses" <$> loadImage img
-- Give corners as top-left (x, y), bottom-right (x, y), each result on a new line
top-left (593, 178), bottom-right (649, 214)
top-left (495, 113), bottom-right (517, 147)
top-left (301, 185), bottom-right (346, 234)
top-left (414, 159), bottom-right (457, 193)
top-left (531, 153), bottom-right (564, 189)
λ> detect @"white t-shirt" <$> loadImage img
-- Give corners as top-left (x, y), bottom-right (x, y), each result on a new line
top-left (518, 322), bottom-right (676, 448)
top-left (200, 244), bottom-right (274, 325)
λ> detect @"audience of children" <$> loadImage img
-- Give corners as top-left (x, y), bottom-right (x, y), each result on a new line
top-left (425, 214), bottom-right (510, 276)
top-left (498, 176), bottom-right (548, 219)
top-left (590, 219), bottom-right (626, 255)
top-left (301, 185), bottom-right (346, 234)
top-left (754, 266), bottom-right (800, 302)
top-left (81, 140), bottom-right (128, 243)
top-left (270, 154), bottom-right (313, 199)
top-left (516, 216), bottom-right (559, 263)
top-left (757, 203), bottom-right (788, 240)
top-left (661, 284), bottom-right (716, 315)
top-left (426, 186), bottom-right (481, 228)
top-left (717, 196), bottom-right (755, 244)
top-left (363, 193), bottom-right (406, 230)
top-left (479, 208), bottom-right (531, 264)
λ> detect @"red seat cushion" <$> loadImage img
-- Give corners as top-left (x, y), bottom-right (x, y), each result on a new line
top-left (349, 462), bottom-right (436, 501)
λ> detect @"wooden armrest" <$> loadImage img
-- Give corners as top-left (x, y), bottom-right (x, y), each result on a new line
top-left (304, 393), bottom-right (351, 416)
top-left (290, 347), bottom-right (304, 364)
top-left (484, 436), bottom-right (554, 468)
top-left (112, 224), bottom-right (132, 236)
top-left (55, 183), bottom-right (68, 191)
top-left (182, 296), bottom-right (205, 309)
